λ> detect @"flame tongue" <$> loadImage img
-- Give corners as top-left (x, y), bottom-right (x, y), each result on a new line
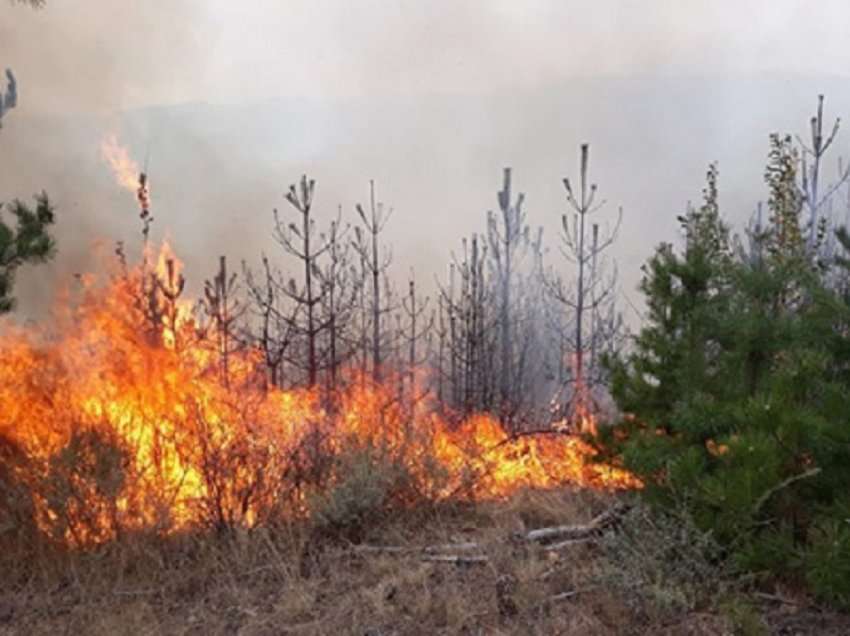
top-left (101, 134), bottom-right (150, 220)
top-left (0, 242), bottom-right (639, 547)
top-left (100, 134), bottom-right (141, 193)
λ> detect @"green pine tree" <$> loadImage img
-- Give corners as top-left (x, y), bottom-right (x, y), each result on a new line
top-left (603, 164), bottom-right (733, 492)
top-left (1, 68), bottom-right (57, 315)
top-left (605, 145), bottom-right (850, 607)
top-left (0, 193), bottom-right (56, 314)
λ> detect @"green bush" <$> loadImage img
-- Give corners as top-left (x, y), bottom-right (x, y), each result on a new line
top-left (605, 150), bottom-right (850, 606)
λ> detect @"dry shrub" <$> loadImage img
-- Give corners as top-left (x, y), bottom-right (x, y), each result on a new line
top-left (306, 440), bottom-right (427, 539)
top-left (595, 499), bottom-right (734, 621)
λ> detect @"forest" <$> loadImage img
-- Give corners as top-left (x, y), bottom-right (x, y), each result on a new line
top-left (4, 2), bottom-right (850, 634)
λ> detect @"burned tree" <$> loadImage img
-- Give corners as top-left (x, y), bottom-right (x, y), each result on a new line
top-left (270, 175), bottom-right (334, 388)
top-left (438, 234), bottom-right (493, 415)
top-left (151, 256), bottom-right (185, 349)
top-left (201, 256), bottom-right (245, 389)
top-left (353, 181), bottom-right (394, 383)
top-left (242, 255), bottom-right (299, 389)
top-left (485, 167), bottom-right (548, 422)
top-left (315, 214), bottom-right (361, 394)
top-left (397, 271), bottom-right (433, 402)
top-left (545, 144), bottom-right (623, 431)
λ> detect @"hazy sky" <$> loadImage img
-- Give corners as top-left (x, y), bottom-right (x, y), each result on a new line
top-left (5, 1), bottom-right (850, 112)
top-left (3, 1), bottom-right (850, 320)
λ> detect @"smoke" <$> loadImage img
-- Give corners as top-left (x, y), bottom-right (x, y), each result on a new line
top-left (3, 1), bottom-right (850, 322)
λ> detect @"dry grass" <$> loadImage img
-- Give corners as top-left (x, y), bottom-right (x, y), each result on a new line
top-left (2, 488), bottom-right (849, 635)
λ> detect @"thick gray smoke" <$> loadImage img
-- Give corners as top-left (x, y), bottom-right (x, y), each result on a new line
top-left (3, 1), bottom-right (850, 322)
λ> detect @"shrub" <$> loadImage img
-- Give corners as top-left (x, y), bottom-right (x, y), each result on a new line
top-left (306, 442), bottom-right (420, 538)
top-left (595, 500), bottom-right (734, 621)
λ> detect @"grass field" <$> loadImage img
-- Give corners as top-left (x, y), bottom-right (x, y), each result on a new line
top-left (3, 488), bottom-right (849, 635)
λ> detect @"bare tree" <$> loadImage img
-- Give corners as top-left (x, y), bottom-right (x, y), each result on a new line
top-left (544, 144), bottom-right (622, 430)
top-left (398, 271), bottom-right (432, 401)
top-left (271, 176), bottom-right (333, 388)
top-left (201, 256), bottom-right (245, 389)
top-left (797, 95), bottom-right (849, 252)
top-left (354, 181), bottom-right (394, 383)
top-left (438, 234), bottom-right (493, 415)
top-left (242, 255), bottom-right (299, 389)
top-left (315, 215), bottom-right (361, 394)
top-left (485, 168), bottom-right (530, 418)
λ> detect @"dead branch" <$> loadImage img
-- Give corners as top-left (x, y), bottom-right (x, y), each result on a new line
top-left (520, 504), bottom-right (627, 544)
top-left (542, 537), bottom-right (596, 551)
top-left (420, 554), bottom-right (489, 564)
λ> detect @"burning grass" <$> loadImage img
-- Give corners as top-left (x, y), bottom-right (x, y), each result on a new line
top-left (0, 242), bottom-right (667, 632)
top-left (0, 242), bottom-right (637, 549)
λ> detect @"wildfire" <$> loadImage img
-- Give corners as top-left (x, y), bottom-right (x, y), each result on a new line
top-left (0, 243), bottom-right (638, 547)
top-left (100, 134), bottom-right (151, 222)
top-left (100, 134), bottom-right (141, 193)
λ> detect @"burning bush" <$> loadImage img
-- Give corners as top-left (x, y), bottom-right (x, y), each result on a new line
top-left (37, 428), bottom-right (132, 546)
top-left (0, 435), bottom-right (38, 554)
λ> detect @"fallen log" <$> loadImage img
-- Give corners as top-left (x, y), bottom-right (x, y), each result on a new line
top-left (520, 504), bottom-right (628, 544)
top-left (352, 504), bottom-right (627, 564)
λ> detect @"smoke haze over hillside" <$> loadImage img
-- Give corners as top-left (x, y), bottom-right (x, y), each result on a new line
top-left (3, 1), bottom-right (850, 320)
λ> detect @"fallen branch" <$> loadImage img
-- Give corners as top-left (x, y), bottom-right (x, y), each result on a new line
top-left (421, 554), bottom-right (489, 564)
top-left (520, 504), bottom-right (628, 544)
top-left (536, 586), bottom-right (597, 609)
top-left (542, 537), bottom-right (596, 551)
top-left (753, 591), bottom-right (804, 606)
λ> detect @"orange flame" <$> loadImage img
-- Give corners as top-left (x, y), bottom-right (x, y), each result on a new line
top-left (0, 243), bottom-right (639, 546)
top-left (100, 134), bottom-right (150, 216)
top-left (100, 134), bottom-right (140, 192)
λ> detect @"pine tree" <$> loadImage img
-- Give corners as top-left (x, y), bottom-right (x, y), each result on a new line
top-left (606, 164), bottom-right (731, 443)
top-left (1, 70), bottom-right (57, 316)
top-left (0, 194), bottom-right (56, 314)
top-left (607, 150), bottom-right (850, 607)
